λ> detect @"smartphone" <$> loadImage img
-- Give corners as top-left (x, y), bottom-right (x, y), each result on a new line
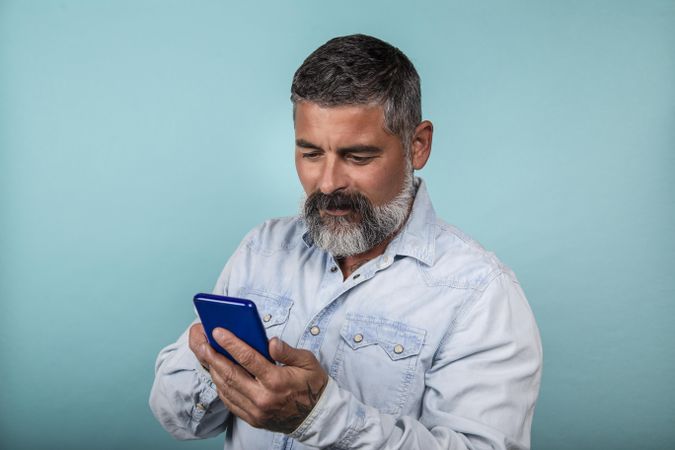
top-left (193, 293), bottom-right (274, 364)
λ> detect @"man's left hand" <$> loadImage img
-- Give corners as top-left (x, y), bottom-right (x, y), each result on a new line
top-left (198, 327), bottom-right (328, 434)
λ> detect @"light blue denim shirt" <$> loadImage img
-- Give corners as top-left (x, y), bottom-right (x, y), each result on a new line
top-left (149, 179), bottom-right (542, 449)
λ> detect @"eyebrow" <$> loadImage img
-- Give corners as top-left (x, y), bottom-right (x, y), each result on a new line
top-left (295, 139), bottom-right (383, 155)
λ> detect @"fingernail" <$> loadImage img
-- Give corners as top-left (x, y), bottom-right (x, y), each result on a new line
top-left (213, 327), bottom-right (225, 340)
top-left (272, 337), bottom-right (284, 351)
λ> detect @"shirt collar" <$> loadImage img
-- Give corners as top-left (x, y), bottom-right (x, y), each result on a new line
top-left (301, 177), bottom-right (437, 266)
top-left (386, 177), bottom-right (436, 266)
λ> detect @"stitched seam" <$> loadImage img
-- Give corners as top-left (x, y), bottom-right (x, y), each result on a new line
top-left (341, 315), bottom-right (425, 359)
top-left (343, 313), bottom-right (426, 334)
top-left (245, 217), bottom-right (303, 256)
top-left (431, 270), bottom-right (506, 363)
top-left (332, 405), bottom-right (366, 449)
top-left (329, 339), bottom-right (346, 380)
top-left (392, 357), bottom-right (417, 415)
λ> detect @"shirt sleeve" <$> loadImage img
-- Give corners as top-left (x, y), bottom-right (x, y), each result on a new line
top-left (148, 323), bottom-right (231, 440)
top-left (290, 271), bottom-right (543, 449)
top-left (148, 232), bottom-right (254, 439)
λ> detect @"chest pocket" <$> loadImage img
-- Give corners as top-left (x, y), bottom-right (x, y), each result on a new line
top-left (237, 288), bottom-right (293, 339)
top-left (329, 314), bottom-right (426, 415)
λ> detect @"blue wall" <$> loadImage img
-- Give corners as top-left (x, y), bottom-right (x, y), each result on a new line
top-left (1, 1), bottom-right (674, 449)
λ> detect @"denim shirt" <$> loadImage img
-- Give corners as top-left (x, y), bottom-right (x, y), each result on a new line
top-left (149, 179), bottom-right (542, 449)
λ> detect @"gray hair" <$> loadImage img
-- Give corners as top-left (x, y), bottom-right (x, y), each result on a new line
top-left (291, 34), bottom-right (421, 154)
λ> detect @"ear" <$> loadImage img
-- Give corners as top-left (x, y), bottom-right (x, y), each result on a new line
top-left (410, 120), bottom-right (433, 170)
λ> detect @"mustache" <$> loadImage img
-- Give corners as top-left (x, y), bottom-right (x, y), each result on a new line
top-left (304, 190), bottom-right (373, 216)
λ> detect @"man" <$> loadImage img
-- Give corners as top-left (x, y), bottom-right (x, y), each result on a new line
top-left (150, 34), bottom-right (542, 449)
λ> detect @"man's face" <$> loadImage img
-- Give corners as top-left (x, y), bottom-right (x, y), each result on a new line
top-left (294, 102), bottom-right (414, 256)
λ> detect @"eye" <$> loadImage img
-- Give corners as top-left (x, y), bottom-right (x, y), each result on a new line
top-left (347, 154), bottom-right (375, 165)
top-left (301, 151), bottom-right (322, 160)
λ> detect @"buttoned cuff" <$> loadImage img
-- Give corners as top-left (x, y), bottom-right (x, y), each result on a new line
top-left (289, 377), bottom-right (368, 448)
top-left (195, 360), bottom-right (214, 385)
top-left (189, 356), bottom-right (219, 423)
top-left (288, 376), bottom-right (337, 439)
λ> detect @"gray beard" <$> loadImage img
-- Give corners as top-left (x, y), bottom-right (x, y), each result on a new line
top-left (302, 172), bottom-right (416, 257)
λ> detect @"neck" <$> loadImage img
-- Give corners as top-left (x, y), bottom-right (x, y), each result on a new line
top-left (337, 237), bottom-right (392, 280)
top-left (336, 200), bottom-right (414, 280)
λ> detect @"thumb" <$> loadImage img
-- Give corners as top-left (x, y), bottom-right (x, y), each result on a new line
top-left (269, 338), bottom-right (314, 368)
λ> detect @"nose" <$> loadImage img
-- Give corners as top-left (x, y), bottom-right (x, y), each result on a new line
top-left (317, 156), bottom-right (348, 195)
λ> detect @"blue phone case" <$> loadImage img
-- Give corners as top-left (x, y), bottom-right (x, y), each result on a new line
top-left (193, 293), bottom-right (273, 364)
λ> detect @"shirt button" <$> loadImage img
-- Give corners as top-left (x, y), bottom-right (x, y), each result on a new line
top-left (262, 314), bottom-right (272, 323)
top-left (393, 344), bottom-right (404, 354)
top-left (353, 333), bottom-right (364, 343)
top-left (195, 402), bottom-right (206, 411)
top-left (382, 256), bottom-right (390, 264)
top-left (310, 326), bottom-right (321, 336)
top-left (353, 273), bottom-right (360, 280)
top-left (330, 266), bottom-right (338, 273)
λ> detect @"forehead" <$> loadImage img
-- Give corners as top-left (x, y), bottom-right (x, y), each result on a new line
top-left (294, 102), bottom-right (392, 144)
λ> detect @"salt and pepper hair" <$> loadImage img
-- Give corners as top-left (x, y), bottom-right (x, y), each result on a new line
top-left (291, 34), bottom-right (422, 155)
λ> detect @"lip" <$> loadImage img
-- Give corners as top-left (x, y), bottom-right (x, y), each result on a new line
top-left (322, 208), bottom-right (352, 217)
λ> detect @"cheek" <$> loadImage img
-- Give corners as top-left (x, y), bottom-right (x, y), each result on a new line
top-left (369, 165), bottom-right (405, 196)
top-left (295, 160), bottom-right (315, 194)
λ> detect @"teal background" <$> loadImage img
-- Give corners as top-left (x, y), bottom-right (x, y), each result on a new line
top-left (1, 1), bottom-right (674, 449)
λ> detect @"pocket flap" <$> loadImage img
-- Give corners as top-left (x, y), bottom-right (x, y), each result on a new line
top-left (237, 288), bottom-right (293, 328)
top-left (339, 314), bottom-right (426, 360)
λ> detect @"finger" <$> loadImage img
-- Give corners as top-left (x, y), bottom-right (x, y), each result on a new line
top-left (197, 338), bottom-right (224, 371)
top-left (269, 337), bottom-right (316, 369)
top-left (190, 326), bottom-right (241, 372)
top-left (188, 323), bottom-right (211, 367)
top-left (207, 347), bottom-right (262, 399)
top-left (216, 389), bottom-right (257, 427)
top-left (188, 323), bottom-right (208, 349)
top-left (210, 369), bottom-right (260, 420)
top-left (193, 326), bottom-right (243, 374)
top-left (212, 327), bottom-right (274, 380)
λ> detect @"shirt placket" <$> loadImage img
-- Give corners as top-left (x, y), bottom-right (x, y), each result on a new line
top-left (273, 253), bottom-right (395, 450)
